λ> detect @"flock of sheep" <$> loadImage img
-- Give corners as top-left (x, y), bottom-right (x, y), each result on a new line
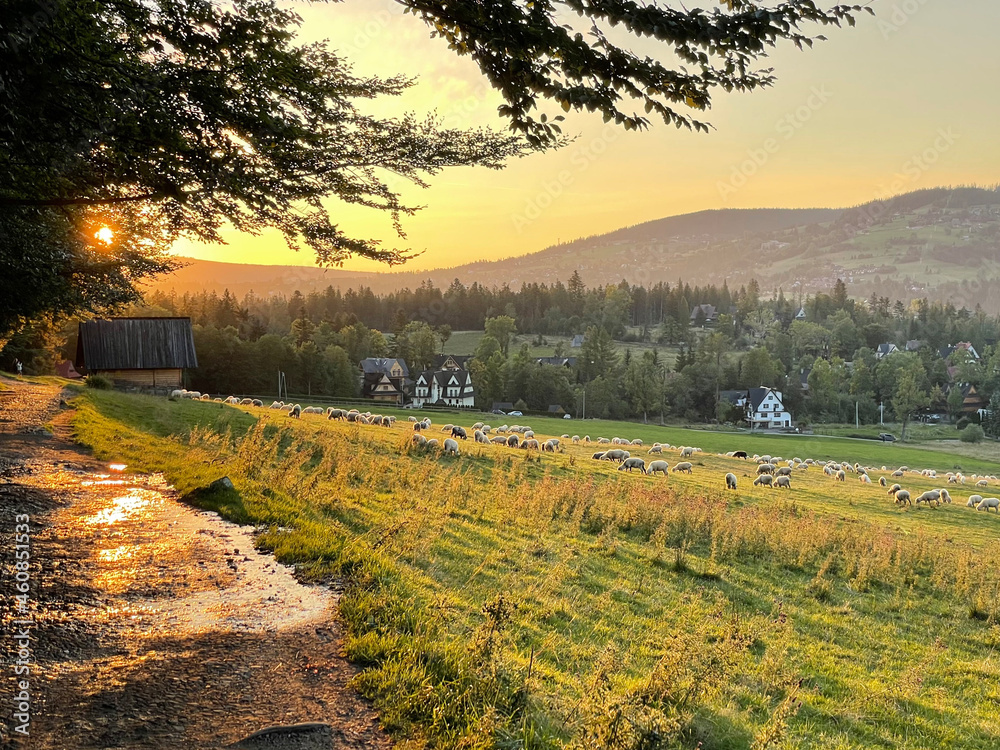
top-left (171, 391), bottom-right (998, 514)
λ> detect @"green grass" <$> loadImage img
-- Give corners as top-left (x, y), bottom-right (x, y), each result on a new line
top-left (70, 390), bottom-right (1000, 750)
top-left (441, 330), bottom-right (678, 366)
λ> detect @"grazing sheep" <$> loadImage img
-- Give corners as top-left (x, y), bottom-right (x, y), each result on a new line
top-left (673, 461), bottom-right (693, 474)
top-left (543, 439), bottom-right (559, 453)
top-left (597, 437), bottom-right (610, 444)
top-left (796, 462), bottom-right (809, 469)
top-left (408, 416), bottom-right (418, 422)
top-left (648, 445), bottom-right (663, 454)
top-left (572, 435), bottom-right (580, 444)
top-left (169, 389), bottom-right (185, 399)
top-left (894, 489), bottom-right (911, 506)
top-left (915, 490), bottom-right (941, 507)
top-left (213, 397), bottom-right (223, 402)
top-left (452, 426), bottom-right (468, 440)
top-left (561, 434), bottom-right (570, 439)
top-left (859, 474), bottom-right (871, 484)
top-left (474, 429), bottom-right (488, 444)
top-left (523, 430), bottom-right (533, 438)
top-left (270, 401), bottom-right (284, 409)
top-left (584, 436), bottom-right (591, 443)
top-left (413, 422), bottom-right (423, 432)
top-left (505, 434), bottom-right (518, 448)
top-left (490, 436), bottom-right (507, 445)
top-left (725, 473), bottom-right (737, 490)
top-left (647, 460), bottom-right (670, 476)
top-left (473, 422), bottom-right (484, 430)
top-left (939, 489), bottom-right (952, 504)
top-left (753, 474), bottom-right (774, 487)
top-left (523, 439), bottom-right (540, 450)
top-left (756, 463), bottom-right (776, 476)
top-left (425, 438), bottom-right (440, 449)
top-left (443, 438), bottom-right (459, 455)
top-left (835, 470), bottom-right (846, 482)
top-left (288, 404), bottom-right (302, 419)
top-left (604, 448), bottom-right (627, 463)
top-left (592, 451), bottom-right (606, 460)
top-left (892, 470), bottom-right (904, 478)
top-left (412, 433), bottom-right (427, 446)
top-left (442, 424), bottom-right (454, 433)
top-left (887, 483), bottom-right (902, 496)
top-left (239, 398), bottom-right (253, 406)
top-left (977, 497), bottom-right (1000, 513)
top-left (977, 479), bottom-right (989, 488)
top-left (631, 439), bottom-right (643, 446)
top-left (967, 495), bottom-right (984, 508)
top-left (776, 467), bottom-right (792, 477)
top-left (774, 476), bottom-right (791, 489)
top-left (879, 476), bottom-right (887, 487)
top-left (327, 408), bottom-right (345, 420)
top-left (733, 451), bottom-right (748, 460)
top-left (619, 457), bottom-right (646, 473)
top-left (823, 465), bottom-right (834, 476)
top-left (680, 447), bottom-right (695, 458)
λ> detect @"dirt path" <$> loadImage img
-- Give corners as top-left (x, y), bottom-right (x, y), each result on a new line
top-left (0, 378), bottom-right (391, 749)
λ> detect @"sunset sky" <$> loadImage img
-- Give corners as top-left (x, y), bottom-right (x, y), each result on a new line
top-left (172, 0), bottom-right (1000, 272)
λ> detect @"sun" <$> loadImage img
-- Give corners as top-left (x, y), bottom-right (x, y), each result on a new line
top-left (95, 227), bottom-right (114, 244)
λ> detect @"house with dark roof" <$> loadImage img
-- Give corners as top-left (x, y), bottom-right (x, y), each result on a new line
top-left (360, 358), bottom-right (409, 403)
top-left (939, 342), bottom-right (980, 363)
top-left (433, 354), bottom-right (471, 371)
top-left (690, 303), bottom-right (718, 325)
top-left (875, 342), bottom-right (899, 360)
top-left (547, 404), bottom-right (566, 415)
top-left (719, 387), bottom-right (791, 429)
top-left (75, 317), bottom-right (197, 388)
top-left (535, 357), bottom-right (577, 368)
top-left (412, 367), bottom-right (475, 408)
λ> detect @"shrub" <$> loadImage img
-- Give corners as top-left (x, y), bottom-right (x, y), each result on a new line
top-left (960, 424), bottom-right (985, 444)
top-left (84, 374), bottom-right (113, 390)
top-left (956, 416), bottom-right (971, 431)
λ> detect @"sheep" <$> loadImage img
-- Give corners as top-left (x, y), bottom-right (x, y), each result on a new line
top-left (887, 483), bottom-right (902, 496)
top-left (835, 470), bottom-right (846, 482)
top-left (894, 489), bottom-right (911, 506)
top-left (213, 398), bottom-right (223, 402)
top-left (756, 463), bottom-right (775, 476)
top-left (648, 445), bottom-right (663, 454)
top-left (647, 460), bottom-right (670, 476)
top-left (977, 497), bottom-right (1000, 513)
top-left (452, 426), bottom-right (468, 440)
top-left (561, 434), bottom-right (570, 439)
top-left (523, 430), bottom-right (533, 438)
top-left (583, 435), bottom-right (591, 443)
top-left (443, 438), bottom-right (460, 455)
top-left (505, 434), bottom-right (519, 448)
top-left (199, 393), bottom-right (212, 401)
top-left (879, 476), bottom-right (887, 487)
top-left (474, 429), bottom-right (489, 444)
top-left (796, 462), bottom-right (809, 469)
top-left (915, 490), bottom-right (941, 507)
top-left (592, 451), bottom-right (606, 460)
top-left (472, 422), bottom-right (483, 430)
top-left (422, 419), bottom-right (433, 430)
top-left (288, 404), bottom-right (302, 419)
top-left (496, 425), bottom-right (509, 434)
top-left (967, 494), bottom-right (984, 508)
top-left (408, 415), bottom-right (418, 422)
top-left (760, 455), bottom-right (772, 463)
top-left (425, 438), bottom-right (440, 449)
top-left (976, 479), bottom-right (989, 488)
top-left (413, 422), bottom-right (423, 432)
top-left (604, 448), bottom-right (627, 463)
top-left (725, 472), bottom-right (737, 490)
top-left (169, 389), bottom-right (185, 399)
top-left (892, 470), bottom-right (904, 478)
top-left (631, 439), bottom-right (643, 446)
top-left (859, 474), bottom-right (871, 484)
top-left (490, 436), bottom-right (507, 445)
top-left (619, 457), bottom-right (646, 473)
top-left (733, 451), bottom-right (748, 460)
top-left (543, 439), bottom-right (559, 453)
top-left (673, 461), bottom-right (693, 474)
top-left (939, 489), bottom-right (952, 504)
top-left (572, 435), bottom-right (581, 444)
top-left (680, 447), bottom-right (695, 458)
top-left (327, 408), bottom-right (345, 420)
top-left (225, 396), bottom-right (240, 405)
top-left (775, 466), bottom-right (792, 477)
top-left (412, 433), bottom-right (427, 446)
top-left (523, 439), bottom-right (540, 450)
top-left (442, 424), bottom-right (454, 433)
top-left (753, 474), bottom-right (774, 487)
top-left (774, 476), bottom-right (791, 489)
top-left (597, 437), bottom-right (610, 444)
top-left (823, 465), bottom-right (834, 476)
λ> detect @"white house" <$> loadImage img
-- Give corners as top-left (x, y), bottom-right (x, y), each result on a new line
top-left (412, 368), bottom-right (475, 408)
top-left (746, 387), bottom-right (792, 429)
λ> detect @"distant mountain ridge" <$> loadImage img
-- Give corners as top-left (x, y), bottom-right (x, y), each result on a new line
top-left (153, 186), bottom-right (1000, 311)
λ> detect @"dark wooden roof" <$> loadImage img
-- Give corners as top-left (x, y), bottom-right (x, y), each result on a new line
top-left (76, 318), bottom-right (198, 371)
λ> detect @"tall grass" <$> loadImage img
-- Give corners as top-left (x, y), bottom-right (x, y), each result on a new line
top-left (72, 391), bottom-right (1000, 749)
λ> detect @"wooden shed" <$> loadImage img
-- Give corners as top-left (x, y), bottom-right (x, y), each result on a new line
top-left (75, 317), bottom-right (198, 388)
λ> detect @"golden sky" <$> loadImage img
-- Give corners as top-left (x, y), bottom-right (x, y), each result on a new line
top-left (173, 0), bottom-right (1000, 273)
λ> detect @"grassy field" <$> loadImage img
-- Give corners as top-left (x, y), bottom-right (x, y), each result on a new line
top-left (442, 330), bottom-right (680, 367)
top-left (70, 389), bottom-right (1000, 750)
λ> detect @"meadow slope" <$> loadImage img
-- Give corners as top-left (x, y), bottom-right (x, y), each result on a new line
top-left (71, 390), bottom-right (1000, 750)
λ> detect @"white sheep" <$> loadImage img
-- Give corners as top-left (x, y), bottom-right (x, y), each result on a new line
top-left (879, 476), bottom-right (887, 487)
top-left (597, 437), bottom-right (610, 444)
top-left (673, 461), bottom-right (693, 474)
top-left (288, 404), bottom-right (302, 418)
top-left (756, 463), bottom-right (775, 476)
top-left (408, 416), bottom-right (418, 422)
top-left (474, 429), bottom-right (488, 444)
top-left (507, 434), bottom-right (519, 448)
top-left (753, 474), bottom-right (774, 487)
top-left (648, 445), bottom-right (663, 454)
top-left (835, 469), bottom-right (846, 482)
top-left (895, 489), bottom-right (911, 506)
top-left (967, 495), bottom-right (983, 508)
top-left (774, 476), bottom-right (791, 489)
top-left (490, 436), bottom-right (507, 445)
top-left (631, 439), bottom-right (643, 446)
top-left (680, 447), bottom-right (694, 458)
top-left (412, 433), bottom-right (427, 446)
top-left (977, 497), bottom-right (1000, 513)
top-left (572, 435), bottom-right (581, 444)
top-left (169, 389), bottom-right (185, 399)
top-left (915, 490), bottom-right (941, 507)
top-left (443, 438), bottom-right (459, 455)
top-left (725, 473), bottom-right (737, 490)
top-left (976, 479), bottom-right (989, 488)
top-left (523, 439), bottom-right (540, 450)
top-left (775, 467), bottom-right (792, 477)
top-left (618, 457), bottom-right (646, 473)
top-left (859, 474), bottom-right (871, 484)
top-left (647, 460), bottom-right (670, 476)
top-left (425, 438), bottom-right (440, 449)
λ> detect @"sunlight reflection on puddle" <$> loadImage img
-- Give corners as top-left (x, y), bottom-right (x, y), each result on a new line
top-left (86, 489), bottom-right (156, 525)
top-left (81, 479), bottom-right (128, 487)
top-left (98, 545), bottom-right (138, 562)
top-left (109, 463), bottom-right (128, 472)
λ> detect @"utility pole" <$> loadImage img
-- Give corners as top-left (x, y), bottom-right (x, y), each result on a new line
top-left (856, 401), bottom-right (859, 428)
top-left (880, 401), bottom-right (884, 425)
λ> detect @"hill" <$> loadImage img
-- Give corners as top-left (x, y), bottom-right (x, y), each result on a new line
top-left (154, 187), bottom-right (1000, 310)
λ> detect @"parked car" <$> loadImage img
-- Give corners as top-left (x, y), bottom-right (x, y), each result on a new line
top-left (563, 414), bottom-right (572, 419)
top-left (508, 410), bottom-right (523, 417)
top-left (491, 409), bottom-right (506, 415)
top-left (878, 432), bottom-right (897, 442)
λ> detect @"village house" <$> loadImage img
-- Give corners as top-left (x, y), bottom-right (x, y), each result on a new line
top-left (360, 358), bottom-right (409, 404)
top-left (720, 387), bottom-right (792, 429)
top-left (75, 317), bottom-right (197, 389)
top-left (411, 354), bottom-right (475, 408)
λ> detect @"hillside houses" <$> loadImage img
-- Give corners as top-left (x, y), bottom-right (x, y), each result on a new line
top-left (720, 387), bottom-right (792, 429)
top-left (360, 358), bottom-right (409, 403)
top-left (411, 354), bottom-right (475, 408)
